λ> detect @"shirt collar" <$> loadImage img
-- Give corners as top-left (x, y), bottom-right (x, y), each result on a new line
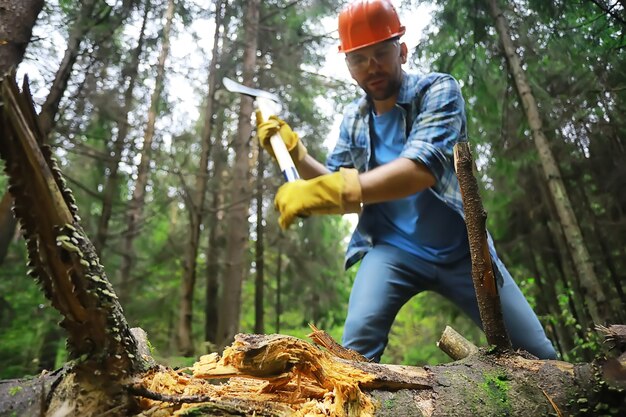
top-left (396, 71), bottom-right (413, 104)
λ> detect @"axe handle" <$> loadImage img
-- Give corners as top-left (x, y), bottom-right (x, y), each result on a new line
top-left (269, 133), bottom-right (299, 182)
top-left (256, 100), bottom-right (299, 182)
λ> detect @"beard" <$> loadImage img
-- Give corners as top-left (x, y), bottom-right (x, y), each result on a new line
top-left (359, 71), bottom-right (402, 101)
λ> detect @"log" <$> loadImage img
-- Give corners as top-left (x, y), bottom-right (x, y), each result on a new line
top-left (437, 325), bottom-right (479, 360)
top-left (4, 331), bottom-right (621, 416)
top-left (126, 333), bottom-right (623, 417)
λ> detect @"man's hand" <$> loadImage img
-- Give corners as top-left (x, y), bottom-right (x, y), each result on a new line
top-left (255, 111), bottom-right (308, 162)
top-left (274, 168), bottom-right (362, 229)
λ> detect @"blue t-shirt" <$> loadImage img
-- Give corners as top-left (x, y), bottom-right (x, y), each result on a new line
top-left (359, 106), bottom-right (469, 264)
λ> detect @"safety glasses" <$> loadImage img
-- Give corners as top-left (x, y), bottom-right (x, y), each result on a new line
top-left (345, 40), bottom-right (400, 72)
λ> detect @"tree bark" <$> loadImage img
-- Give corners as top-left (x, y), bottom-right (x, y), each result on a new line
top-left (254, 148), bottom-right (265, 334)
top-left (454, 142), bottom-right (511, 351)
top-left (486, 0), bottom-right (609, 326)
top-left (119, 0), bottom-right (175, 290)
top-left (437, 325), bottom-right (479, 360)
top-left (0, 0), bottom-right (44, 74)
top-left (275, 244), bottom-right (283, 333)
top-left (2, 328), bottom-right (625, 416)
top-left (0, 0), bottom-right (44, 265)
top-left (204, 115), bottom-right (227, 348)
top-left (216, 0), bottom-right (260, 350)
top-left (178, 0), bottom-right (225, 357)
top-left (0, 75), bottom-right (149, 416)
top-left (147, 333), bottom-right (624, 417)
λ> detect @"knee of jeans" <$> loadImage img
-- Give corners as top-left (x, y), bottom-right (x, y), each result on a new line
top-left (511, 335), bottom-right (557, 360)
top-left (344, 311), bottom-right (389, 338)
top-left (342, 316), bottom-right (389, 361)
top-left (342, 333), bottom-right (386, 362)
top-left (529, 341), bottom-right (557, 360)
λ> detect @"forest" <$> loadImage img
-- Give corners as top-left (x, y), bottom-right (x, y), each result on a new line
top-left (0, 0), bottom-right (624, 415)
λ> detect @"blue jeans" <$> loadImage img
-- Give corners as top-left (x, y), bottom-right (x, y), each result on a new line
top-left (342, 244), bottom-right (557, 362)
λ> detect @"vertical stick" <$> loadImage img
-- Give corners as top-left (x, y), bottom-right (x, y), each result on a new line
top-left (454, 142), bottom-right (512, 351)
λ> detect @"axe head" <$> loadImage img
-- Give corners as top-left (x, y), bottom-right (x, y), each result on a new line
top-left (222, 77), bottom-right (283, 115)
top-left (222, 77), bottom-right (299, 182)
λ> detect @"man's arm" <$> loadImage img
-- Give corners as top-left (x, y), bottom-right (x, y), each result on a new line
top-left (295, 156), bottom-right (436, 206)
top-left (273, 157), bottom-right (436, 229)
top-left (358, 157), bottom-right (435, 204)
top-left (295, 154), bottom-right (330, 179)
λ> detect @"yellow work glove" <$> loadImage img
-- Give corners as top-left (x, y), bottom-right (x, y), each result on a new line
top-left (255, 111), bottom-right (308, 162)
top-left (274, 168), bottom-right (362, 229)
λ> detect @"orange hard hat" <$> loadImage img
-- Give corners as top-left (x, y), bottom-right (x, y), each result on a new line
top-left (338, 0), bottom-right (406, 53)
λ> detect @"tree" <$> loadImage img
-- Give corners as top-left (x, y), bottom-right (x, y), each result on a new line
top-left (204, 109), bottom-right (228, 348)
top-left (0, 0), bottom-right (44, 73)
top-left (0, 0), bottom-right (44, 264)
top-left (254, 145), bottom-right (266, 334)
top-left (119, 0), bottom-right (176, 293)
top-left (411, 0), bottom-right (625, 360)
top-left (94, 0), bottom-right (151, 254)
top-left (216, 0), bottom-right (260, 350)
top-left (486, 0), bottom-right (609, 327)
top-left (0, 69), bottom-right (149, 417)
top-left (178, 0), bottom-right (226, 356)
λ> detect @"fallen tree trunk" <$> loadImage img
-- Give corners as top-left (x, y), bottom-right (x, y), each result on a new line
top-left (169, 333), bottom-right (623, 417)
top-left (1, 331), bottom-right (625, 416)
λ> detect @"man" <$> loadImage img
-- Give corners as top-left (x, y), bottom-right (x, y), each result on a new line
top-left (257, 0), bottom-right (557, 362)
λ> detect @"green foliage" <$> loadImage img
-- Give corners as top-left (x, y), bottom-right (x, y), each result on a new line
top-left (153, 355), bottom-right (197, 370)
top-left (58, 0), bottom-right (77, 16)
top-left (3, 0), bottom-right (624, 380)
top-left (0, 243), bottom-right (65, 378)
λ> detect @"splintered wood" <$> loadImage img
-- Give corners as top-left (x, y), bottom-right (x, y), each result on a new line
top-left (307, 324), bottom-right (369, 362)
top-left (135, 333), bottom-right (432, 417)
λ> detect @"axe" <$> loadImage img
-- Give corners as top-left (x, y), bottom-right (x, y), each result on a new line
top-left (222, 77), bottom-right (299, 182)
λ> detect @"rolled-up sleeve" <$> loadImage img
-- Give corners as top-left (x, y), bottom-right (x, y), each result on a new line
top-left (400, 74), bottom-right (466, 186)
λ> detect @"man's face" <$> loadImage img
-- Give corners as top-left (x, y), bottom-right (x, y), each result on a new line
top-left (345, 39), bottom-right (407, 101)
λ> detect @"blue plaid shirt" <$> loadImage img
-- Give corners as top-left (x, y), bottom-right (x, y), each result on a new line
top-left (326, 71), bottom-right (508, 283)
